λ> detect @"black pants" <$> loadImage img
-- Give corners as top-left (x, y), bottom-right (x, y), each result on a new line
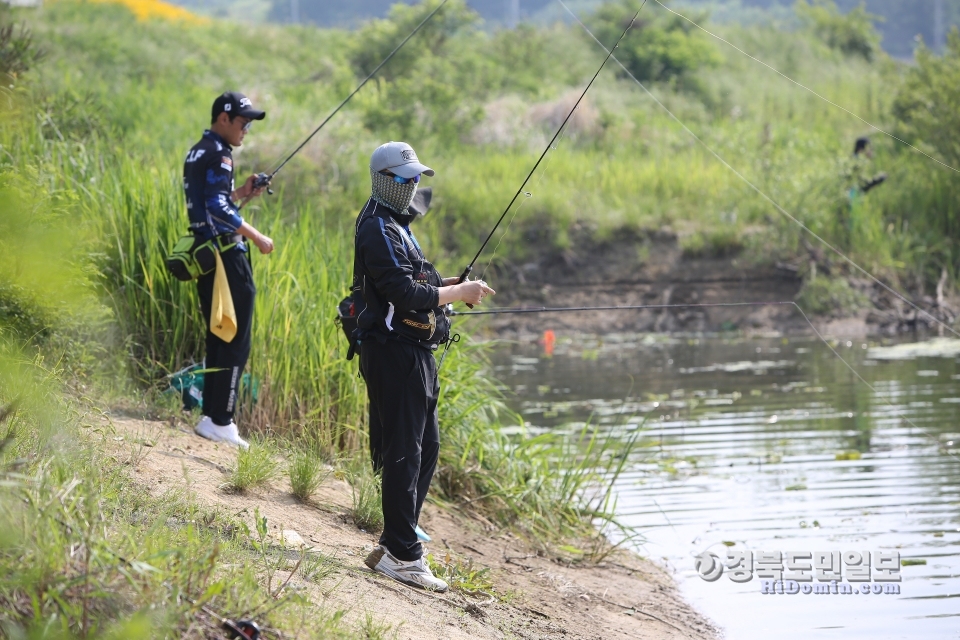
top-left (360, 338), bottom-right (440, 562)
top-left (196, 248), bottom-right (256, 426)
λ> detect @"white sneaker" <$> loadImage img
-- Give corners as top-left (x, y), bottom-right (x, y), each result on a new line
top-left (194, 416), bottom-right (249, 450)
top-left (364, 545), bottom-right (448, 592)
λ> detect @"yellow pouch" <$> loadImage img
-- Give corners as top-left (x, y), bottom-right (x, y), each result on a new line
top-left (210, 251), bottom-right (237, 343)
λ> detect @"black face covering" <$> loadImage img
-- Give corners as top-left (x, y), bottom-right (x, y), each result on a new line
top-left (408, 187), bottom-right (433, 219)
top-left (371, 167), bottom-right (418, 216)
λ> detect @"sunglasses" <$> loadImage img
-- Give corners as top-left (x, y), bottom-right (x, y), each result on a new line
top-left (241, 119), bottom-right (253, 132)
top-left (380, 170), bottom-right (420, 184)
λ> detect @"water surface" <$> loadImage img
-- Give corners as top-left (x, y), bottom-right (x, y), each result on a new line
top-left (490, 334), bottom-right (960, 639)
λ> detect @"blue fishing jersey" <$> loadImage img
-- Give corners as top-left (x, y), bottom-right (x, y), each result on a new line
top-left (182, 130), bottom-right (246, 249)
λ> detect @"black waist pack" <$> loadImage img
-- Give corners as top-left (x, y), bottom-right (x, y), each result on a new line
top-left (166, 234), bottom-right (217, 282)
top-left (392, 307), bottom-right (450, 346)
top-left (166, 233), bottom-right (240, 282)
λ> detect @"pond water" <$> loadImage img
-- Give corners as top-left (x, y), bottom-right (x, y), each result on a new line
top-left (489, 333), bottom-right (960, 639)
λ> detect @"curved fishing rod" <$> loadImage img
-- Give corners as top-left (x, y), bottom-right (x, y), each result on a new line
top-left (455, 1), bottom-right (647, 290)
top-left (240, 0), bottom-right (451, 207)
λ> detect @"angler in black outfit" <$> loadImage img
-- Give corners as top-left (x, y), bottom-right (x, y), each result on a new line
top-left (356, 142), bottom-right (494, 592)
top-left (183, 91), bottom-right (274, 449)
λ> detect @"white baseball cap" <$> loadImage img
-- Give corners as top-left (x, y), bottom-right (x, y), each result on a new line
top-left (370, 141), bottom-right (435, 179)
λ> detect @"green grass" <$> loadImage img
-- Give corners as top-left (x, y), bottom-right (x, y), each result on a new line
top-left (227, 439), bottom-right (280, 493)
top-left (288, 445), bottom-right (330, 502)
top-left (347, 459), bottom-right (384, 532)
top-left (426, 551), bottom-right (495, 596)
top-left (0, 343), bottom-right (367, 638)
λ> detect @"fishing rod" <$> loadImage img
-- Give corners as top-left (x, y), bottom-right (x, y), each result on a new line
top-left (435, 3), bottom-right (645, 370)
top-left (449, 301), bottom-right (794, 316)
top-left (454, 1), bottom-right (647, 293)
top-left (239, 0), bottom-right (451, 207)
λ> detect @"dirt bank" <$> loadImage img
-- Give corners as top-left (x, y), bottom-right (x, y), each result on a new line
top-left (469, 229), bottom-right (957, 339)
top-left (111, 417), bottom-right (719, 640)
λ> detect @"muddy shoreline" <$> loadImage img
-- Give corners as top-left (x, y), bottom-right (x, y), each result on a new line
top-left (469, 229), bottom-right (958, 339)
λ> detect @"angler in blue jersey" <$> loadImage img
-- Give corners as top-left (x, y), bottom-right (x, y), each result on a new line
top-left (184, 91), bottom-right (274, 449)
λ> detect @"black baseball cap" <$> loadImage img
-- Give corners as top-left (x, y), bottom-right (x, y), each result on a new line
top-left (212, 91), bottom-right (266, 121)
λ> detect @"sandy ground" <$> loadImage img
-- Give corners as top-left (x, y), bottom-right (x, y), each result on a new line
top-left (109, 417), bottom-right (719, 640)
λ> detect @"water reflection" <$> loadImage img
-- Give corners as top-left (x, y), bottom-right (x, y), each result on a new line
top-left (490, 335), bottom-right (960, 639)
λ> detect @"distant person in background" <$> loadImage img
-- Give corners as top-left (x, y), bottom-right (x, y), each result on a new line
top-left (838, 136), bottom-right (887, 246)
top-left (846, 137), bottom-right (887, 197)
top-left (184, 92), bottom-right (274, 449)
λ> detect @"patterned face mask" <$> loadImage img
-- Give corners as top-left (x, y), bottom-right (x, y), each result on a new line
top-left (370, 167), bottom-right (418, 215)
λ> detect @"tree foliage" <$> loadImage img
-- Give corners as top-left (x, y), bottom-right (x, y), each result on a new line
top-left (589, 0), bottom-right (720, 84)
top-left (348, 0), bottom-right (485, 140)
top-left (348, 0), bottom-right (479, 82)
top-left (892, 28), bottom-right (960, 170)
top-left (795, 0), bottom-right (883, 60)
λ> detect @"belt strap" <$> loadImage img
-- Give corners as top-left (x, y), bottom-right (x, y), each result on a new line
top-left (215, 234), bottom-right (243, 252)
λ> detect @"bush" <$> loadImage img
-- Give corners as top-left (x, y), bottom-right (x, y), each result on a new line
top-left (227, 439), bottom-right (280, 493)
top-left (893, 29), bottom-right (960, 172)
top-left (0, 20), bottom-right (44, 79)
top-left (681, 228), bottom-right (744, 258)
top-left (348, 461), bottom-right (383, 532)
top-left (288, 446), bottom-right (328, 502)
top-left (589, 0), bottom-right (721, 84)
top-left (795, 0), bottom-right (882, 61)
top-left (795, 276), bottom-right (869, 317)
top-left (351, 0), bottom-right (485, 141)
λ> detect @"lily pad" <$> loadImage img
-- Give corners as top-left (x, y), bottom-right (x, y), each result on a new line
top-left (835, 451), bottom-right (862, 461)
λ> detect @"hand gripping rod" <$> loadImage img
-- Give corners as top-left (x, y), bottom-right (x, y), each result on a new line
top-left (243, 0), bottom-right (452, 202)
top-left (455, 2), bottom-right (646, 293)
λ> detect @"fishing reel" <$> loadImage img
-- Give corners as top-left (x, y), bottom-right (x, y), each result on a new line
top-left (222, 618), bottom-right (261, 640)
top-left (253, 172), bottom-right (274, 196)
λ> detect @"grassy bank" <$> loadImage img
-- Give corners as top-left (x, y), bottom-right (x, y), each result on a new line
top-left (1, 0), bottom-right (958, 634)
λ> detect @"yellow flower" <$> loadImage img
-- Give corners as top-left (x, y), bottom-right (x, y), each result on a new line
top-left (65, 0), bottom-right (208, 24)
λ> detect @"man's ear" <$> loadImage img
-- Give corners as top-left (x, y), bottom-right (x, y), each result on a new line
top-left (215, 112), bottom-right (232, 128)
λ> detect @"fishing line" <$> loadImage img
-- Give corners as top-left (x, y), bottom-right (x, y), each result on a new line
top-left (648, 0), bottom-right (960, 176)
top-left (452, 300), bottom-right (960, 464)
top-left (241, 0), bottom-right (451, 206)
top-left (455, 1), bottom-right (647, 288)
top-left (477, 120), bottom-right (573, 282)
top-left (557, 0), bottom-right (960, 340)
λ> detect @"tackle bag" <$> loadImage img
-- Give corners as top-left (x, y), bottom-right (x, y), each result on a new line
top-left (165, 234), bottom-right (218, 282)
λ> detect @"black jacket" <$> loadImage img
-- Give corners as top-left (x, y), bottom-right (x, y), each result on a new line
top-left (353, 198), bottom-right (449, 348)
